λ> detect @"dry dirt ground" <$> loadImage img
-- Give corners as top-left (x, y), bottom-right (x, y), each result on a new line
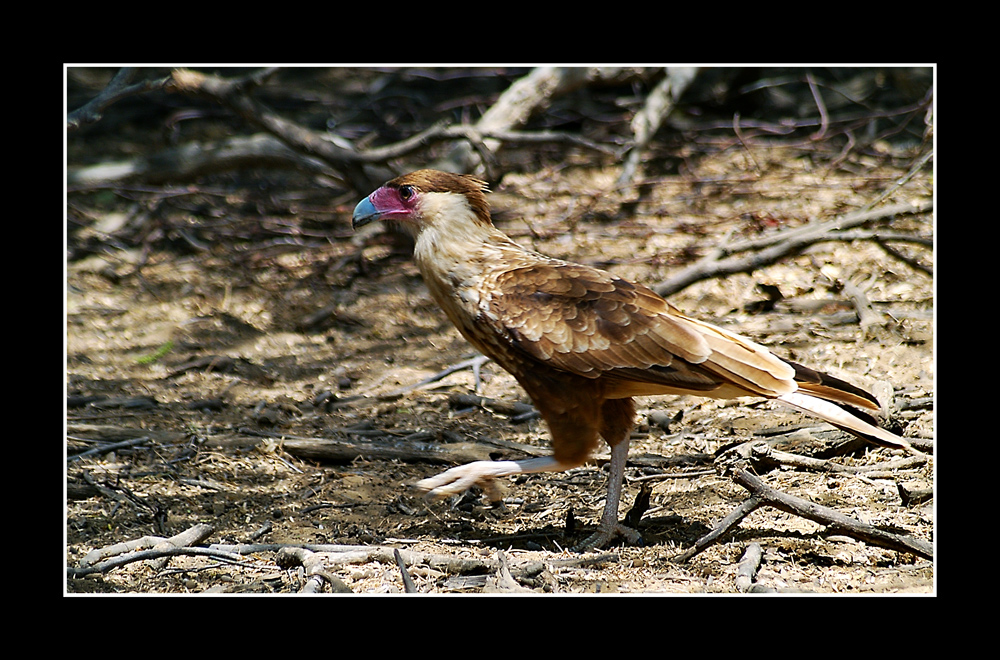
top-left (65, 72), bottom-right (934, 595)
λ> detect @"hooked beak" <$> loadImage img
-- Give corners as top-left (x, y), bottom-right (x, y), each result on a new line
top-left (352, 196), bottom-right (380, 229)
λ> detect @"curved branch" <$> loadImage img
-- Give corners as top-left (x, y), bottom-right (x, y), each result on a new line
top-left (653, 199), bottom-right (933, 297)
top-left (67, 68), bottom-right (170, 131)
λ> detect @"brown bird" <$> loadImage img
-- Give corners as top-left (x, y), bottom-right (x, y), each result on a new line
top-left (352, 169), bottom-right (911, 549)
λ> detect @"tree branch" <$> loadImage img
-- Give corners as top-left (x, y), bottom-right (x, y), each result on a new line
top-left (653, 199), bottom-right (932, 297)
top-left (67, 68), bottom-right (170, 131)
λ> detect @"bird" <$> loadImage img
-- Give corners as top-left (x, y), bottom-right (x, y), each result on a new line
top-left (352, 169), bottom-right (912, 550)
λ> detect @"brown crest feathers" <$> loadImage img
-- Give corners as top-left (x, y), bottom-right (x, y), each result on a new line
top-left (388, 169), bottom-right (492, 226)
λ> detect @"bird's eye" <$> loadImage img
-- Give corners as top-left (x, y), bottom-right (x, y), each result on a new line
top-left (398, 185), bottom-right (414, 201)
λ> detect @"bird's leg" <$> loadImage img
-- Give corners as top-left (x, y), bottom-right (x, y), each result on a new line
top-left (573, 397), bottom-right (642, 551)
top-left (573, 437), bottom-right (643, 551)
top-left (415, 456), bottom-right (571, 501)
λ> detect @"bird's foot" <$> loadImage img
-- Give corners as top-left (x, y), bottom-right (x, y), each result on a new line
top-left (415, 461), bottom-right (509, 502)
top-left (572, 522), bottom-right (643, 552)
top-left (415, 457), bottom-right (562, 502)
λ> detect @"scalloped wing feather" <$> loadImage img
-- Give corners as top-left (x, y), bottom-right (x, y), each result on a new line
top-left (480, 260), bottom-right (797, 399)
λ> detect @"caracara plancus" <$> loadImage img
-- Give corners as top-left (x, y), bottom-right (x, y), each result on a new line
top-left (352, 169), bottom-right (910, 549)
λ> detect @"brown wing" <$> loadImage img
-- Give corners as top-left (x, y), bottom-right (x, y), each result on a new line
top-left (481, 261), bottom-right (796, 398)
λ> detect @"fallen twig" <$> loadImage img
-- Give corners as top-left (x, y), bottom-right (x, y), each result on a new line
top-left (69, 545), bottom-right (247, 577)
top-left (393, 548), bottom-right (419, 593)
top-left (384, 355), bottom-right (492, 397)
top-left (148, 523), bottom-right (216, 572)
top-left (272, 432), bottom-right (508, 465)
top-left (729, 468), bottom-right (932, 559)
top-left (448, 392), bottom-right (536, 418)
top-left (673, 495), bottom-right (764, 563)
top-left (841, 279), bottom-right (884, 331)
top-left (215, 542), bottom-right (500, 576)
top-left (875, 237), bottom-right (933, 276)
top-left (277, 547), bottom-right (354, 593)
top-left (725, 439), bottom-right (928, 475)
top-left (79, 534), bottom-right (167, 568)
top-left (79, 523), bottom-right (215, 570)
top-left (675, 465), bottom-right (932, 563)
top-left (653, 200), bottom-right (932, 297)
top-left (484, 551), bottom-right (535, 593)
top-left (734, 542), bottom-right (763, 593)
top-left (67, 436), bottom-right (151, 462)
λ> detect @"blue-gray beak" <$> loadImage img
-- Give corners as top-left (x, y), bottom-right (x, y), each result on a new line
top-left (352, 197), bottom-right (380, 229)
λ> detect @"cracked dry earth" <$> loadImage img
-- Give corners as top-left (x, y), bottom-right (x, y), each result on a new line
top-left (66, 151), bottom-right (934, 594)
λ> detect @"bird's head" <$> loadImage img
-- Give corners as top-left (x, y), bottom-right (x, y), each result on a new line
top-left (352, 170), bottom-right (492, 238)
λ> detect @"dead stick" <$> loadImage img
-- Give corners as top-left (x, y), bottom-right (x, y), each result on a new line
top-left (617, 68), bottom-right (698, 185)
top-left (654, 200), bottom-right (931, 297)
top-left (278, 435), bottom-right (502, 465)
top-left (394, 549), bottom-right (418, 593)
top-left (729, 468), bottom-right (932, 559)
top-left (214, 543), bottom-right (500, 575)
top-left (842, 279), bottom-right (884, 330)
top-left (673, 495), bottom-right (764, 563)
top-left (80, 534), bottom-right (167, 568)
top-left (68, 546), bottom-right (247, 577)
top-left (278, 547), bottom-right (354, 593)
top-left (147, 523), bottom-right (216, 572)
top-left (734, 542), bottom-right (763, 592)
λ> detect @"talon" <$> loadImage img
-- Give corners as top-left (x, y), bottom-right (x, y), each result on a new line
top-left (412, 480), bottom-right (446, 501)
top-left (415, 469), bottom-right (505, 504)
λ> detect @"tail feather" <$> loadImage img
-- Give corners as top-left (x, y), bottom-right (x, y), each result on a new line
top-left (777, 391), bottom-right (915, 453)
top-left (787, 360), bottom-right (880, 410)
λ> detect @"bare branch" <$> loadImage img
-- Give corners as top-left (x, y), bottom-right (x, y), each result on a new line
top-left (432, 67), bottom-right (648, 175)
top-left (675, 464), bottom-right (932, 563)
top-left (72, 67), bottom-right (622, 190)
top-left (166, 68), bottom-right (374, 190)
top-left (653, 199), bottom-right (932, 297)
top-left (617, 67), bottom-right (699, 186)
top-left (67, 68), bottom-right (170, 131)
